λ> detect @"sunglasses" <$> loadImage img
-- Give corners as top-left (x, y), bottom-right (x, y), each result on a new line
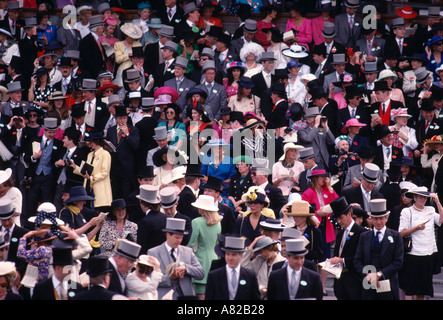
top-left (200, 57), bottom-right (208, 61)
top-left (28, 114), bottom-right (38, 118)
top-left (0, 283), bottom-right (7, 288)
top-left (138, 265), bottom-right (153, 275)
top-left (165, 110), bottom-right (175, 114)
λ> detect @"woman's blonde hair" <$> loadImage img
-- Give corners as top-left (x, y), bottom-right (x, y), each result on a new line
top-left (199, 209), bottom-right (222, 226)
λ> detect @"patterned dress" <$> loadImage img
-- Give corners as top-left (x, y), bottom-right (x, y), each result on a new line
top-left (98, 219), bottom-right (138, 257)
top-left (17, 238), bottom-right (52, 281)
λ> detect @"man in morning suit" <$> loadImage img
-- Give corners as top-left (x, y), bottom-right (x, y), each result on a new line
top-left (147, 217), bottom-right (205, 300)
top-left (267, 238), bottom-right (323, 300)
top-left (106, 105), bottom-right (140, 200)
top-left (354, 199), bottom-right (404, 300)
top-left (333, 0), bottom-right (361, 47)
top-left (205, 236), bottom-right (260, 300)
top-left (79, 15), bottom-right (107, 79)
top-left (135, 97), bottom-right (158, 169)
top-left (80, 79), bottom-right (109, 132)
top-left (143, 25), bottom-right (175, 76)
top-left (251, 52), bottom-right (275, 97)
top-left (266, 82), bottom-right (289, 130)
top-left (156, 0), bottom-right (184, 38)
top-left (153, 40), bottom-right (177, 89)
top-left (369, 80), bottom-right (403, 127)
top-left (372, 124), bottom-right (404, 180)
top-left (177, 164), bottom-right (203, 221)
top-left (329, 197), bottom-right (367, 300)
top-left (164, 57), bottom-right (196, 113)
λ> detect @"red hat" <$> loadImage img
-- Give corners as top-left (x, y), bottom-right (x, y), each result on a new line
top-left (97, 81), bottom-right (120, 96)
top-left (396, 5), bottom-right (417, 19)
top-left (154, 86), bottom-right (179, 103)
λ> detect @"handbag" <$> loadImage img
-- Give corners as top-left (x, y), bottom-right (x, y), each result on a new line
top-left (403, 208), bottom-right (413, 253)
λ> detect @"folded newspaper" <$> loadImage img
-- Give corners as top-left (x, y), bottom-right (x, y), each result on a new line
top-left (318, 259), bottom-right (343, 279)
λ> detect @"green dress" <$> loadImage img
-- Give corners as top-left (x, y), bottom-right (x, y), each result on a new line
top-left (187, 217), bottom-right (221, 294)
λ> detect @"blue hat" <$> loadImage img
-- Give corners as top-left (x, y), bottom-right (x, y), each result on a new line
top-left (64, 186), bottom-right (94, 204)
top-left (138, 1), bottom-right (151, 9)
top-left (287, 60), bottom-right (302, 69)
top-left (427, 35), bottom-right (443, 47)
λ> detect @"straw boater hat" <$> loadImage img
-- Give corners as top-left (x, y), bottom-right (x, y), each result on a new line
top-left (424, 134), bottom-right (443, 149)
top-left (191, 195), bottom-right (219, 212)
top-left (368, 199), bottom-right (390, 217)
top-left (288, 200), bottom-right (314, 217)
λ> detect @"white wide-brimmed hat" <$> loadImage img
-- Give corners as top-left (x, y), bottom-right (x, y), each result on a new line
top-left (191, 195), bottom-right (219, 212)
top-left (121, 23), bottom-right (143, 39)
top-left (0, 168), bottom-right (12, 185)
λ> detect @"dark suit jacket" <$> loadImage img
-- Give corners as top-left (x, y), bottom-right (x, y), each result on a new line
top-left (134, 115), bottom-right (157, 168)
top-left (266, 99), bottom-right (289, 130)
top-left (164, 76), bottom-right (196, 113)
top-left (333, 222), bottom-right (366, 273)
top-left (79, 33), bottom-right (106, 79)
top-left (337, 105), bottom-right (372, 137)
top-left (354, 228), bottom-right (404, 300)
top-left (23, 136), bottom-right (66, 177)
top-left (6, 226), bottom-right (28, 277)
top-left (219, 203), bottom-right (235, 235)
top-left (153, 59), bottom-right (176, 89)
top-left (415, 117), bottom-right (443, 148)
top-left (81, 100), bottom-right (109, 132)
top-left (57, 26), bottom-right (81, 52)
top-left (174, 211), bottom-right (192, 246)
top-left (0, 16), bottom-right (24, 41)
top-left (57, 145), bottom-right (88, 187)
top-left (342, 185), bottom-right (384, 211)
top-left (205, 266), bottom-right (260, 300)
top-left (373, 145), bottom-right (404, 174)
top-left (264, 183), bottom-right (286, 218)
top-left (157, 6), bottom-right (184, 38)
top-left (137, 210), bottom-right (167, 254)
top-left (267, 266), bottom-right (323, 300)
top-left (177, 185), bottom-right (199, 220)
top-left (32, 277), bottom-right (84, 300)
top-left (143, 42), bottom-right (161, 76)
top-left (108, 260), bottom-right (125, 295)
top-left (71, 285), bottom-right (119, 300)
top-left (251, 72), bottom-right (274, 97)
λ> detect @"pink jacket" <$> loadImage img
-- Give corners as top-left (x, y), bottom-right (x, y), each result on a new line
top-left (311, 16), bottom-right (334, 46)
top-left (301, 186), bottom-right (338, 243)
top-left (285, 18), bottom-right (312, 50)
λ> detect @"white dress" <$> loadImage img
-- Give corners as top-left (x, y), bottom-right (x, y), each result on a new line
top-left (125, 270), bottom-right (163, 300)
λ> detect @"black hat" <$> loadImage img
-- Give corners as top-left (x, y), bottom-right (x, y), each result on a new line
top-left (387, 162), bottom-right (402, 180)
top-left (330, 197), bottom-right (352, 218)
top-left (64, 186), bottom-right (94, 204)
top-left (185, 163), bottom-right (204, 177)
top-left (114, 105), bottom-right (128, 117)
top-left (274, 68), bottom-right (288, 81)
top-left (271, 82), bottom-right (286, 95)
top-left (203, 175), bottom-right (223, 192)
top-left (345, 85), bottom-right (362, 98)
top-left (358, 145), bottom-right (376, 159)
top-left (372, 80), bottom-right (391, 92)
top-left (9, 55), bottom-right (21, 73)
top-left (87, 256), bottom-right (113, 277)
top-left (59, 57), bottom-right (73, 67)
top-left (407, 53), bottom-right (427, 63)
top-left (311, 45), bottom-right (327, 57)
top-left (111, 198), bottom-right (126, 211)
top-left (186, 87), bottom-right (208, 100)
top-left (238, 76), bottom-right (255, 88)
top-left (311, 87), bottom-right (328, 100)
top-left (217, 33), bottom-right (231, 46)
top-left (51, 246), bottom-right (73, 266)
top-left (352, 205), bottom-right (368, 219)
top-left (63, 126), bottom-right (81, 144)
top-left (131, 46), bottom-right (143, 58)
top-left (70, 103), bottom-right (86, 118)
top-left (374, 124), bottom-right (395, 140)
top-left (207, 25), bottom-right (222, 38)
top-left (228, 111), bottom-right (245, 124)
top-left (137, 165), bottom-right (156, 178)
top-left (421, 98), bottom-right (435, 111)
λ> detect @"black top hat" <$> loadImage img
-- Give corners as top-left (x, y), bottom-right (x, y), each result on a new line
top-left (207, 26), bottom-right (222, 38)
top-left (137, 165), bottom-right (156, 178)
top-left (9, 56), bottom-right (21, 72)
top-left (387, 162), bottom-right (402, 179)
top-left (185, 163), bottom-right (203, 177)
top-left (114, 105), bottom-right (128, 117)
top-left (228, 111), bottom-right (245, 124)
top-left (372, 80), bottom-right (391, 92)
top-left (374, 124), bottom-right (393, 140)
top-left (311, 45), bottom-right (327, 57)
top-left (421, 98), bottom-right (435, 111)
top-left (51, 246), bottom-right (73, 266)
top-left (87, 256), bottom-right (113, 277)
top-left (65, 186), bottom-right (94, 204)
top-left (311, 87), bottom-right (328, 100)
top-left (131, 46), bottom-right (143, 58)
top-left (352, 205), bottom-right (368, 219)
top-left (330, 197), bottom-right (352, 218)
top-left (345, 85), bottom-right (362, 97)
top-left (59, 57), bottom-right (73, 67)
top-left (204, 175), bottom-right (223, 192)
top-left (274, 68), bottom-right (288, 81)
top-left (217, 33), bottom-right (231, 46)
top-left (271, 82), bottom-right (286, 95)
top-left (357, 145), bottom-right (376, 159)
top-left (70, 103), bottom-right (86, 118)
top-left (63, 126), bottom-right (81, 144)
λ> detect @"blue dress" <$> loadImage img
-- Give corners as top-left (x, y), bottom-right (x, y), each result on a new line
top-left (201, 155), bottom-right (236, 197)
top-left (37, 25), bottom-right (57, 46)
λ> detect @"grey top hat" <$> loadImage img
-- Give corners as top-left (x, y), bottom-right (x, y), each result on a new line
top-left (162, 217), bottom-right (188, 234)
top-left (363, 61), bottom-right (378, 74)
top-left (183, 2), bottom-right (198, 15)
top-left (107, 94), bottom-right (123, 107)
top-left (259, 51), bottom-right (276, 62)
top-left (7, 81), bottom-right (23, 93)
top-left (252, 158), bottom-right (270, 173)
top-left (89, 15), bottom-right (105, 29)
top-left (368, 198), bottom-right (390, 217)
top-left (114, 239), bottom-right (141, 261)
top-left (252, 236), bottom-right (279, 252)
top-left (98, 2), bottom-right (112, 14)
top-left (202, 60), bottom-right (216, 73)
top-left (7, 1), bottom-right (20, 10)
top-left (283, 238), bottom-right (308, 256)
top-left (153, 126), bottom-right (168, 140)
top-left (331, 53), bottom-right (346, 64)
top-left (428, 7), bottom-right (441, 17)
top-left (0, 199), bottom-right (15, 220)
top-left (322, 22), bottom-right (335, 38)
top-left (43, 117), bottom-right (58, 130)
top-left (160, 187), bottom-right (179, 208)
top-left (305, 106), bottom-right (320, 118)
top-left (124, 69), bottom-right (141, 83)
top-left (136, 185), bottom-right (161, 204)
top-left (298, 147), bottom-right (315, 160)
top-left (66, 50), bottom-right (81, 60)
top-left (221, 236), bottom-right (246, 252)
top-left (344, 0), bottom-right (360, 8)
top-left (415, 67), bottom-right (432, 84)
top-left (81, 78), bottom-right (98, 91)
top-left (159, 25), bottom-right (175, 38)
top-left (24, 17), bottom-right (38, 28)
top-left (391, 17), bottom-right (405, 29)
top-left (362, 163), bottom-right (379, 183)
top-left (175, 56), bottom-right (189, 69)
top-left (244, 19), bottom-right (257, 33)
top-left (141, 97), bottom-right (155, 109)
top-left (281, 228), bottom-right (303, 240)
top-left (200, 47), bottom-right (215, 59)
top-left (163, 41), bottom-right (178, 53)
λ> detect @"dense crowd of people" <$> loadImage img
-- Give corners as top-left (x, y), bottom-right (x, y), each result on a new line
top-left (1, 0), bottom-right (443, 302)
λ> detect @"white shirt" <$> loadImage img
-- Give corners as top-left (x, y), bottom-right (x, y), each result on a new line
top-left (360, 184), bottom-right (371, 210)
top-left (84, 98), bottom-right (97, 127)
top-left (226, 264), bottom-right (241, 300)
top-left (52, 276), bottom-right (69, 300)
top-left (167, 5), bottom-right (177, 20)
top-left (262, 70), bottom-right (272, 88)
top-left (382, 144), bottom-right (392, 170)
top-left (286, 265), bottom-right (301, 299)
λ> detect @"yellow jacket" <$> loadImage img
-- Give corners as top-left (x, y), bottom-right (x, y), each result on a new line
top-left (114, 41), bottom-right (143, 71)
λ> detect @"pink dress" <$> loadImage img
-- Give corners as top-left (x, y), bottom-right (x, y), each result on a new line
top-left (332, 91), bottom-right (347, 109)
top-left (301, 186), bottom-right (338, 243)
top-left (223, 79), bottom-right (239, 99)
top-left (311, 15), bottom-right (334, 46)
top-left (285, 17), bottom-right (312, 50)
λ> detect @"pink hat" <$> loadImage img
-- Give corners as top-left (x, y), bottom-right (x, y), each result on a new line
top-left (104, 16), bottom-right (118, 26)
top-left (154, 94), bottom-right (173, 106)
top-left (154, 86), bottom-right (179, 103)
top-left (341, 118), bottom-right (367, 134)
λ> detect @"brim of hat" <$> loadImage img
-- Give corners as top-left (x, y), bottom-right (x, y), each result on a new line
top-left (158, 32), bottom-right (175, 38)
top-left (48, 95), bottom-right (68, 101)
top-left (220, 246), bottom-right (246, 253)
top-left (331, 205), bottom-right (352, 218)
top-left (87, 268), bottom-right (114, 277)
top-left (162, 228), bottom-right (189, 235)
top-left (286, 211), bottom-right (314, 217)
top-left (244, 120), bottom-right (265, 130)
top-left (28, 216), bottom-right (65, 225)
top-left (0, 242), bottom-right (9, 250)
top-left (397, 8), bottom-right (417, 18)
top-left (405, 191), bottom-right (432, 198)
top-left (253, 240), bottom-right (280, 252)
top-left (64, 195), bottom-right (95, 203)
top-left (282, 49), bottom-right (308, 58)
top-left (259, 223), bottom-right (284, 231)
top-left (137, 260), bottom-right (155, 268)
top-left (30, 235), bottom-right (58, 245)
top-left (136, 195), bottom-right (161, 204)
top-left (191, 202), bottom-right (219, 212)
top-left (245, 199), bottom-right (269, 207)
top-left (161, 197), bottom-right (179, 209)
top-left (368, 211), bottom-right (390, 217)
top-left (0, 208), bottom-right (15, 220)
top-left (283, 249), bottom-right (309, 256)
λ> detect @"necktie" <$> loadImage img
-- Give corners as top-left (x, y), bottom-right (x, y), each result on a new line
top-left (11, 20), bottom-right (15, 34)
top-left (231, 269), bottom-right (238, 299)
top-left (425, 120), bottom-right (430, 132)
top-left (363, 191), bottom-right (370, 211)
top-left (315, 64), bottom-right (322, 78)
top-left (117, 128), bottom-right (123, 144)
top-left (398, 39), bottom-right (403, 54)
top-left (206, 83), bottom-right (212, 99)
top-left (349, 16), bottom-right (354, 31)
top-left (367, 40), bottom-right (372, 56)
top-left (382, 103), bottom-right (386, 114)
top-left (164, 61), bottom-right (170, 74)
top-left (63, 78), bottom-right (69, 94)
top-left (4, 229), bottom-right (9, 242)
top-left (170, 248), bottom-right (176, 262)
top-left (374, 230), bottom-right (381, 247)
top-left (265, 73), bottom-right (271, 88)
top-left (176, 79), bottom-right (182, 91)
top-left (385, 147), bottom-right (390, 160)
top-left (289, 270), bottom-right (297, 299)
top-left (351, 108), bottom-right (355, 119)
top-left (59, 284), bottom-right (68, 300)
top-left (168, 8), bottom-right (172, 18)
top-left (44, 139), bottom-right (48, 149)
